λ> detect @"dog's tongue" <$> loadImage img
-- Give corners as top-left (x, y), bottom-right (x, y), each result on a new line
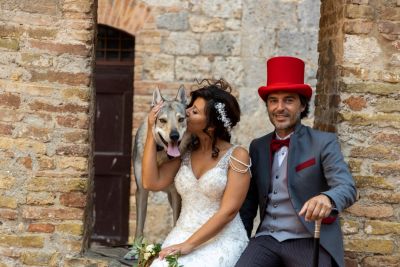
top-left (167, 143), bottom-right (180, 157)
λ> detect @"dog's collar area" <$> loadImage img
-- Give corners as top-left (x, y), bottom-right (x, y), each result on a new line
top-left (156, 145), bottom-right (164, 152)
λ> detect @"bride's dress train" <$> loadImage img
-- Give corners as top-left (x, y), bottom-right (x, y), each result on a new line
top-left (151, 146), bottom-right (248, 267)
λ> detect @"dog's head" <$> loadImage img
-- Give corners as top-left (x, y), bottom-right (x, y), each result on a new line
top-left (152, 86), bottom-right (187, 158)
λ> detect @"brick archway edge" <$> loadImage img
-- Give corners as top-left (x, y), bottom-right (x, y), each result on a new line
top-left (98, 0), bottom-right (151, 35)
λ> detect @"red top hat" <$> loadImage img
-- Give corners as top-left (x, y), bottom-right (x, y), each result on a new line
top-left (258, 56), bottom-right (313, 101)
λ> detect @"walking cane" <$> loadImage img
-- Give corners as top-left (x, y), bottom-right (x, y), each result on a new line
top-left (312, 219), bottom-right (322, 267)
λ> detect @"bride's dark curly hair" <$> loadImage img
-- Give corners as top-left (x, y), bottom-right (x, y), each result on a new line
top-left (187, 78), bottom-right (241, 158)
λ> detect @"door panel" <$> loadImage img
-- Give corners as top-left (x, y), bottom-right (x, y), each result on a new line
top-left (92, 64), bottom-right (133, 245)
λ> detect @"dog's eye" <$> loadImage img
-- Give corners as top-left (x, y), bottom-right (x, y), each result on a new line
top-left (159, 118), bottom-right (167, 123)
top-left (178, 118), bottom-right (185, 123)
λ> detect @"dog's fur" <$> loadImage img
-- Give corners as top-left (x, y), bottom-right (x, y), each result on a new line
top-left (133, 86), bottom-right (191, 240)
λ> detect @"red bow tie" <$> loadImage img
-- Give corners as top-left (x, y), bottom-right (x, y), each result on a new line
top-left (270, 139), bottom-right (290, 153)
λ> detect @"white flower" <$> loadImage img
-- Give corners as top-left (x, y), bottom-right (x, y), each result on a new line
top-left (146, 244), bottom-right (155, 252)
top-left (143, 252), bottom-right (151, 260)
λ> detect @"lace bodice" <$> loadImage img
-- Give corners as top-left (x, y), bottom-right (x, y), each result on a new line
top-left (150, 146), bottom-right (248, 267)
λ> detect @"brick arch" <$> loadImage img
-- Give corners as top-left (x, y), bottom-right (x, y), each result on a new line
top-left (98, 0), bottom-right (151, 35)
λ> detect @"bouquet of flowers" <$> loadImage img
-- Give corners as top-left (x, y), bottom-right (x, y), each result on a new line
top-left (128, 237), bottom-right (182, 267)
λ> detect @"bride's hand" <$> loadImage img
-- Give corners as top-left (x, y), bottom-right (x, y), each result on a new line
top-left (158, 242), bottom-right (194, 259)
top-left (148, 101), bottom-right (163, 127)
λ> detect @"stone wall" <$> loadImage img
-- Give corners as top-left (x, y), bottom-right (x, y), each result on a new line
top-left (317, 0), bottom-right (400, 266)
top-left (125, 0), bottom-right (321, 243)
top-left (0, 0), bottom-right (96, 265)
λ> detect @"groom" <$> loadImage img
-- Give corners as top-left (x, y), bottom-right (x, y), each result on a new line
top-left (236, 56), bottom-right (357, 267)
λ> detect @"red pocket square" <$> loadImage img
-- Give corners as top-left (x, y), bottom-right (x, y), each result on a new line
top-left (322, 216), bottom-right (337, 224)
top-left (295, 158), bottom-right (316, 172)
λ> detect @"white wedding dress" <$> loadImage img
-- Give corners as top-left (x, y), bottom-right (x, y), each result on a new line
top-left (151, 146), bottom-right (248, 267)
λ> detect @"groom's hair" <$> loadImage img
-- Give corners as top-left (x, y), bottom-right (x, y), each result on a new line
top-left (299, 94), bottom-right (310, 119)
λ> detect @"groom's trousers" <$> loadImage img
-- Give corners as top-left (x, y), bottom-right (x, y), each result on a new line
top-left (235, 235), bottom-right (332, 267)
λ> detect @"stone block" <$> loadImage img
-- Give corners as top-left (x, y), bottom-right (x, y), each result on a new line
top-left (347, 159), bottom-right (362, 173)
top-left (342, 82), bottom-right (399, 95)
top-left (38, 156), bottom-right (56, 170)
top-left (241, 27), bottom-right (276, 58)
top-left (55, 145), bottom-right (89, 157)
top-left (343, 96), bottom-right (367, 111)
top-left (0, 235), bottom-right (44, 248)
top-left (22, 206), bottom-right (84, 220)
top-left (21, 251), bottom-right (57, 266)
top-left (62, 0), bottom-right (92, 13)
top-left (343, 35), bottom-right (382, 66)
top-left (389, 53), bottom-right (400, 66)
top-left (344, 20), bottom-right (373, 34)
top-left (56, 223), bottom-right (83, 235)
top-left (201, 0), bottom-right (241, 19)
top-left (372, 162), bottom-right (400, 176)
top-left (0, 137), bottom-right (47, 154)
top-left (61, 88), bottom-right (90, 102)
top-left (0, 38), bottom-right (19, 51)
top-left (20, 0), bottom-right (58, 15)
top-left (0, 196), bottom-right (17, 209)
top-left (365, 220), bottom-right (400, 235)
top-left (350, 146), bottom-right (398, 160)
top-left (60, 192), bottom-right (86, 208)
top-left (30, 70), bottom-right (90, 86)
top-left (200, 32), bottom-right (241, 56)
top-left (353, 175), bottom-right (395, 190)
top-left (378, 20), bottom-right (400, 34)
top-left (175, 56), bottom-right (211, 81)
top-left (0, 123), bottom-right (15, 135)
top-left (27, 28), bottom-right (58, 40)
top-left (345, 4), bottom-right (374, 19)
top-left (62, 130), bottom-right (89, 143)
top-left (161, 32), bottom-right (199, 56)
top-left (344, 239), bottom-right (394, 254)
top-left (0, 209), bottom-right (17, 220)
top-left (28, 223), bottom-right (55, 233)
top-left (57, 156), bottom-right (88, 172)
top-left (363, 256), bottom-right (400, 267)
top-left (27, 177), bottom-right (87, 193)
top-left (143, 54), bottom-right (174, 81)
top-left (189, 16), bottom-right (224, 32)
top-left (375, 97), bottom-right (400, 112)
top-left (373, 132), bottom-right (400, 145)
top-left (0, 92), bottom-right (21, 109)
top-left (341, 219), bottom-right (361, 234)
top-left (56, 115), bottom-right (89, 129)
top-left (0, 175), bottom-right (16, 190)
top-left (339, 112), bottom-right (400, 129)
top-left (381, 7), bottom-right (400, 21)
top-left (212, 57), bottom-right (244, 86)
top-left (17, 156), bottom-right (32, 169)
top-left (17, 126), bottom-right (52, 142)
top-left (156, 12), bottom-right (188, 31)
top-left (26, 192), bottom-right (56, 205)
top-left (346, 202), bottom-right (393, 218)
top-left (29, 40), bottom-right (89, 56)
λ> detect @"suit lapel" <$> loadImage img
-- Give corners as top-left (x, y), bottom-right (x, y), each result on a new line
top-left (257, 135), bottom-right (273, 198)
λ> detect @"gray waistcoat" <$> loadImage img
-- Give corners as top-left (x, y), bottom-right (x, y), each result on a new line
top-left (256, 152), bottom-right (311, 241)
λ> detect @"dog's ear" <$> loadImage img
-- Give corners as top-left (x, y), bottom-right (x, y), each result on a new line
top-left (176, 85), bottom-right (187, 105)
top-left (152, 87), bottom-right (163, 106)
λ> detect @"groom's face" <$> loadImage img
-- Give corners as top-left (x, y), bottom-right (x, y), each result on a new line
top-left (266, 91), bottom-right (305, 137)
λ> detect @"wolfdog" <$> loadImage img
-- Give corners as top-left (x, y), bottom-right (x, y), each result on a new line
top-left (132, 86), bottom-right (190, 240)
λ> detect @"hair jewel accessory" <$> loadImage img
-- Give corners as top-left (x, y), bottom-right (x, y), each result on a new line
top-left (215, 102), bottom-right (232, 132)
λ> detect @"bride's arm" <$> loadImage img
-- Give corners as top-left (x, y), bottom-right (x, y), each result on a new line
top-left (142, 103), bottom-right (181, 191)
top-left (158, 146), bottom-right (251, 258)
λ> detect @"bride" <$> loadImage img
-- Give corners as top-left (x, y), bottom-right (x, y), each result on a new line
top-left (142, 79), bottom-right (251, 267)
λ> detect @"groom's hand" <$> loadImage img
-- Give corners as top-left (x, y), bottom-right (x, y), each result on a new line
top-left (299, 194), bottom-right (332, 222)
top-left (158, 242), bottom-right (195, 259)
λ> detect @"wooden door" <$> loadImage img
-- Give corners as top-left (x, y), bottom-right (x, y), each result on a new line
top-left (91, 25), bottom-right (134, 245)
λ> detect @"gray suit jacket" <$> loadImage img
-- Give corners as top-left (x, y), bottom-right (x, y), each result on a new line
top-left (240, 123), bottom-right (357, 267)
